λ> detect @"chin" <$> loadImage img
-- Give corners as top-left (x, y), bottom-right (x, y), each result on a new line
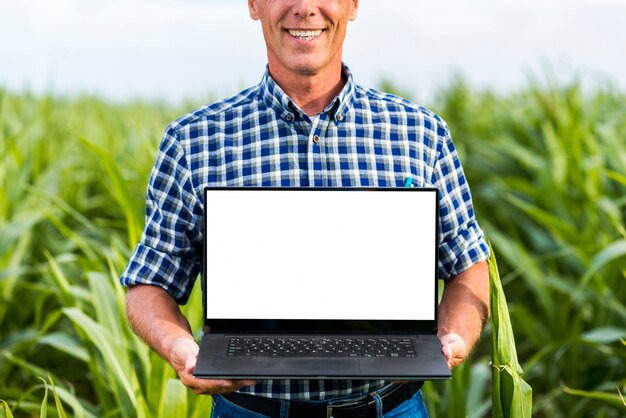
top-left (293, 67), bottom-right (319, 76)
top-left (288, 60), bottom-right (327, 76)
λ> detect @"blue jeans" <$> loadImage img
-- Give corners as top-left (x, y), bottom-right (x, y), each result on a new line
top-left (210, 387), bottom-right (429, 418)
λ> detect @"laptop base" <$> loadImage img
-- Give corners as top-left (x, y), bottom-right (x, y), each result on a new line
top-left (193, 334), bottom-right (451, 380)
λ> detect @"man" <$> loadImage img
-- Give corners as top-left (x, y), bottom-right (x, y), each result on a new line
top-left (121, 0), bottom-right (490, 416)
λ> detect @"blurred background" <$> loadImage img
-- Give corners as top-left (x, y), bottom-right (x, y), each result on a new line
top-left (1, 1), bottom-right (625, 417)
top-left (2, 0), bottom-right (626, 103)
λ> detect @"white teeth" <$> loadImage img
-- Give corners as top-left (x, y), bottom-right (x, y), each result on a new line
top-left (288, 29), bottom-right (322, 40)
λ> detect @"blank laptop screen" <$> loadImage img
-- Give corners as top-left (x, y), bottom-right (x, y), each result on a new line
top-left (204, 189), bottom-right (437, 321)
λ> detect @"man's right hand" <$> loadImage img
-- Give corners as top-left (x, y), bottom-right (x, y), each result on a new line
top-left (168, 337), bottom-right (257, 395)
top-left (125, 285), bottom-right (256, 395)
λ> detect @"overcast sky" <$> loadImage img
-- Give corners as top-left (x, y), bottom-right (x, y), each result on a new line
top-left (2, 0), bottom-right (625, 104)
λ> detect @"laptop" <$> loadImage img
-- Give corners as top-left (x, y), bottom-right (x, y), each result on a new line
top-left (194, 187), bottom-right (451, 380)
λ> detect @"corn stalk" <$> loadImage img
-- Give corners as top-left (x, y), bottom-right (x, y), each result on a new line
top-left (489, 244), bottom-right (532, 417)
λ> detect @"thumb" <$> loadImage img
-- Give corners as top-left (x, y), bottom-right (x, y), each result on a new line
top-left (168, 338), bottom-right (199, 374)
top-left (184, 353), bottom-right (197, 374)
top-left (441, 344), bottom-right (453, 363)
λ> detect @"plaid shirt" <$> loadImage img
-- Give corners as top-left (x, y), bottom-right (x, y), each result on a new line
top-left (121, 65), bottom-right (489, 401)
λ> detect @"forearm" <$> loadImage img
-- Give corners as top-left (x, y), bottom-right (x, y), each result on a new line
top-left (438, 261), bottom-right (490, 352)
top-left (125, 284), bottom-right (194, 363)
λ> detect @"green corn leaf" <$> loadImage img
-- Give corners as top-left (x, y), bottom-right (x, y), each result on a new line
top-left (466, 362), bottom-right (491, 418)
top-left (46, 375), bottom-right (67, 418)
top-left (0, 230), bottom-right (31, 324)
top-left (603, 169), bottom-right (626, 187)
top-left (486, 228), bottom-right (555, 321)
top-left (579, 240), bottom-right (626, 291)
top-left (62, 307), bottom-right (137, 410)
top-left (560, 382), bottom-right (625, 406)
top-left (189, 395), bottom-right (213, 418)
top-left (581, 327), bottom-right (626, 344)
top-left (2, 351), bottom-right (51, 380)
top-left (87, 272), bottom-right (123, 342)
top-left (38, 378), bottom-right (48, 418)
top-left (43, 250), bottom-right (76, 308)
top-left (506, 194), bottom-right (578, 243)
top-left (135, 394), bottom-right (151, 418)
top-left (0, 400), bottom-right (15, 418)
top-left (47, 382), bottom-right (97, 418)
top-left (37, 332), bottom-right (90, 363)
top-left (75, 135), bottom-right (143, 246)
top-left (157, 379), bottom-right (187, 418)
top-left (0, 209), bottom-right (51, 256)
top-left (489, 242), bottom-right (533, 418)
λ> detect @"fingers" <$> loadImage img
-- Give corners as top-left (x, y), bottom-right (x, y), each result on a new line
top-left (440, 333), bottom-right (467, 369)
top-left (181, 374), bottom-right (257, 396)
top-left (168, 337), bottom-right (256, 395)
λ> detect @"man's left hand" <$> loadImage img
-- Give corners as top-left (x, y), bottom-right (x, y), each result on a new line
top-left (437, 262), bottom-right (489, 370)
top-left (440, 333), bottom-right (468, 369)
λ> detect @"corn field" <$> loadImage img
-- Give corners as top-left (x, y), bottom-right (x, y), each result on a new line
top-left (1, 79), bottom-right (625, 417)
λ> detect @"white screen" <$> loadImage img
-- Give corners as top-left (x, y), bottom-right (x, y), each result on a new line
top-left (205, 190), bottom-right (436, 320)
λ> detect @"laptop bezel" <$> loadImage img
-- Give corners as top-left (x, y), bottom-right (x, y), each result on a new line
top-left (202, 187), bottom-right (440, 335)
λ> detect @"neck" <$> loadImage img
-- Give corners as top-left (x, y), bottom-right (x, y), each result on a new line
top-left (268, 63), bottom-right (346, 117)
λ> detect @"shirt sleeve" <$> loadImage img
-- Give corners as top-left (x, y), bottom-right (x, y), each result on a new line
top-left (431, 121), bottom-right (490, 279)
top-left (120, 125), bottom-right (203, 304)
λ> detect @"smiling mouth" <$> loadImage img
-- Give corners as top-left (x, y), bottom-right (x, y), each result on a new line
top-left (287, 29), bottom-right (323, 41)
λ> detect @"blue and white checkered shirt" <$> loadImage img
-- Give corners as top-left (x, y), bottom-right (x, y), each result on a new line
top-left (121, 65), bottom-right (489, 401)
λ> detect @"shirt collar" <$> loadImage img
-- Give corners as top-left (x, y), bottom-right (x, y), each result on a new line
top-left (258, 63), bottom-right (356, 124)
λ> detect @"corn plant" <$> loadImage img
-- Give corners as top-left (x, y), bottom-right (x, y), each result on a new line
top-left (435, 77), bottom-right (626, 417)
top-left (0, 90), bottom-right (212, 417)
top-left (488, 244), bottom-right (532, 417)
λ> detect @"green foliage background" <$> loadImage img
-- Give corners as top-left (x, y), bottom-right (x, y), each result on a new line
top-left (1, 78), bottom-right (625, 417)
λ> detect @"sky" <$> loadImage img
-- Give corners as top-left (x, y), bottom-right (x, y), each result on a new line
top-left (2, 0), bottom-right (625, 104)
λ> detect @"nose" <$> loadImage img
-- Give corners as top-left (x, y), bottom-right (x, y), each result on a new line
top-left (293, 0), bottom-right (316, 18)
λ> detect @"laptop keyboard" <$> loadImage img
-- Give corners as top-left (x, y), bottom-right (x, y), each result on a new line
top-left (227, 337), bottom-right (416, 358)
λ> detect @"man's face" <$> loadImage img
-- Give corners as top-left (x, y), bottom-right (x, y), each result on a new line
top-left (249, 0), bottom-right (359, 77)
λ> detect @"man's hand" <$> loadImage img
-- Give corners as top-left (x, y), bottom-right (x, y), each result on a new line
top-left (437, 261), bottom-right (489, 369)
top-left (168, 337), bottom-right (256, 395)
top-left (440, 333), bottom-right (468, 369)
top-left (126, 285), bottom-right (255, 395)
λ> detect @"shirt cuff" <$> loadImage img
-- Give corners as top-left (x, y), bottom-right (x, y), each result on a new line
top-left (119, 243), bottom-right (200, 305)
top-left (438, 221), bottom-right (490, 278)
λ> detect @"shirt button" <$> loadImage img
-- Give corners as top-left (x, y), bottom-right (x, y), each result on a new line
top-left (336, 114), bottom-right (343, 121)
top-left (286, 114), bottom-right (293, 121)
top-left (313, 135), bottom-right (320, 144)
